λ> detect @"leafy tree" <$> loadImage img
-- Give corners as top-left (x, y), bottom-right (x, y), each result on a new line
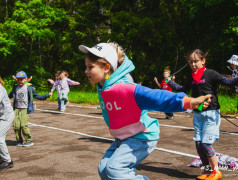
top-left (0, 0), bottom-right (69, 89)
top-left (1, 0), bottom-right (238, 91)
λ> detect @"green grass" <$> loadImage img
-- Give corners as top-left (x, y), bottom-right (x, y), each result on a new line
top-left (42, 90), bottom-right (99, 105)
top-left (7, 87), bottom-right (238, 115)
top-left (218, 94), bottom-right (237, 115)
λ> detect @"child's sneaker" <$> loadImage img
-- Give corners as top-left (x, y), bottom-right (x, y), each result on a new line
top-left (0, 160), bottom-right (14, 171)
top-left (23, 141), bottom-right (34, 147)
top-left (196, 170), bottom-right (211, 180)
top-left (206, 170), bottom-right (222, 180)
top-left (66, 100), bottom-right (69, 105)
top-left (16, 142), bottom-right (23, 146)
top-left (64, 100), bottom-right (69, 105)
top-left (166, 115), bottom-right (174, 119)
top-left (60, 109), bottom-right (65, 112)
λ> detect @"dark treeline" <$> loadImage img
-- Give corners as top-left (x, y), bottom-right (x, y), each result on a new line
top-left (0, 0), bottom-right (238, 90)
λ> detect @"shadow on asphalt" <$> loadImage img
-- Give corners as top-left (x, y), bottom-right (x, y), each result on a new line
top-left (137, 163), bottom-right (197, 179)
top-left (182, 129), bottom-right (194, 132)
top-left (6, 140), bottom-right (17, 146)
top-left (89, 112), bottom-right (103, 115)
top-left (78, 137), bottom-right (112, 144)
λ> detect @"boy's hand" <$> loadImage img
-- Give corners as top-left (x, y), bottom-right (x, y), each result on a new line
top-left (49, 92), bottom-right (53, 97)
top-left (190, 94), bottom-right (211, 109)
top-left (153, 77), bottom-right (158, 82)
top-left (166, 75), bottom-right (173, 82)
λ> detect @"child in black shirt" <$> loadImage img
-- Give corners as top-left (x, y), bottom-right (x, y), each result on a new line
top-left (168, 49), bottom-right (238, 180)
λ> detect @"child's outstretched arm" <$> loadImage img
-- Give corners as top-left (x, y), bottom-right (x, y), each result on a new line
top-left (221, 76), bottom-right (238, 86)
top-left (187, 94), bottom-right (211, 110)
top-left (67, 78), bottom-right (80, 86)
top-left (134, 85), bottom-right (210, 112)
top-left (153, 77), bottom-right (161, 88)
top-left (167, 80), bottom-right (185, 92)
top-left (32, 88), bottom-right (50, 100)
top-left (47, 79), bottom-right (55, 85)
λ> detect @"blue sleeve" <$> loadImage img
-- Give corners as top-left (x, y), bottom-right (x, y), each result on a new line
top-left (32, 88), bottom-right (50, 100)
top-left (167, 80), bottom-right (185, 92)
top-left (221, 77), bottom-right (238, 86)
top-left (134, 85), bottom-right (187, 113)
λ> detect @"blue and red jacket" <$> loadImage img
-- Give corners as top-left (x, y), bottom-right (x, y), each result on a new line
top-left (97, 56), bottom-right (191, 141)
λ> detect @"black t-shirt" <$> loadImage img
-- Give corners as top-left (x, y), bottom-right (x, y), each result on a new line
top-left (171, 68), bottom-right (223, 110)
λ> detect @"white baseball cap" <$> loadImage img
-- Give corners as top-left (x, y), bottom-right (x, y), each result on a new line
top-left (79, 43), bottom-right (118, 71)
top-left (227, 55), bottom-right (238, 66)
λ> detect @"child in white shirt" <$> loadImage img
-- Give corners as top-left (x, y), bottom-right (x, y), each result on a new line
top-left (48, 71), bottom-right (80, 111)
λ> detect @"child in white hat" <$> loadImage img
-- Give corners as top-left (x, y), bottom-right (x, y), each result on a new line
top-left (227, 55), bottom-right (238, 93)
top-left (227, 55), bottom-right (238, 116)
top-left (79, 42), bottom-right (211, 180)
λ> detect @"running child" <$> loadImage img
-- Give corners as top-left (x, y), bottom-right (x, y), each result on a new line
top-left (48, 71), bottom-right (80, 112)
top-left (154, 68), bottom-right (175, 119)
top-left (79, 42), bottom-right (211, 180)
top-left (8, 71), bottom-right (52, 147)
top-left (168, 49), bottom-right (238, 180)
top-left (0, 77), bottom-right (14, 171)
top-left (48, 71), bottom-right (61, 110)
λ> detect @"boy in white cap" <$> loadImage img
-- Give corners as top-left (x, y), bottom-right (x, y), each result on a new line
top-left (8, 71), bottom-right (52, 147)
top-left (79, 42), bottom-right (211, 180)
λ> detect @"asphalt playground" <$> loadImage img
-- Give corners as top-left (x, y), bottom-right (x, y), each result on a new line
top-left (1, 101), bottom-right (238, 180)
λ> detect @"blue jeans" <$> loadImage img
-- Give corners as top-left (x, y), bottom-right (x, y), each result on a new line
top-left (193, 110), bottom-right (220, 144)
top-left (60, 100), bottom-right (66, 110)
top-left (57, 98), bottom-right (61, 110)
top-left (59, 91), bottom-right (68, 110)
top-left (98, 138), bottom-right (158, 180)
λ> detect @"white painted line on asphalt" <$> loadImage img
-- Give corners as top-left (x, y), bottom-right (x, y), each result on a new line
top-left (67, 104), bottom-right (98, 109)
top-left (159, 124), bottom-right (193, 129)
top-left (29, 122), bottom-right (199, 158)
top-left (155, 147), bottom-right (198, 158)
top-left (36, 108), bottom-right (238, 136)
top-left (36, 108), bottom-right (103, 119)
top-left (30, 122), bottom-right (112, 141)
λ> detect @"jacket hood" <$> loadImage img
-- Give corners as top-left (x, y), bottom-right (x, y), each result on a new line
top-left (98, 55), bottom-right (135, 90)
